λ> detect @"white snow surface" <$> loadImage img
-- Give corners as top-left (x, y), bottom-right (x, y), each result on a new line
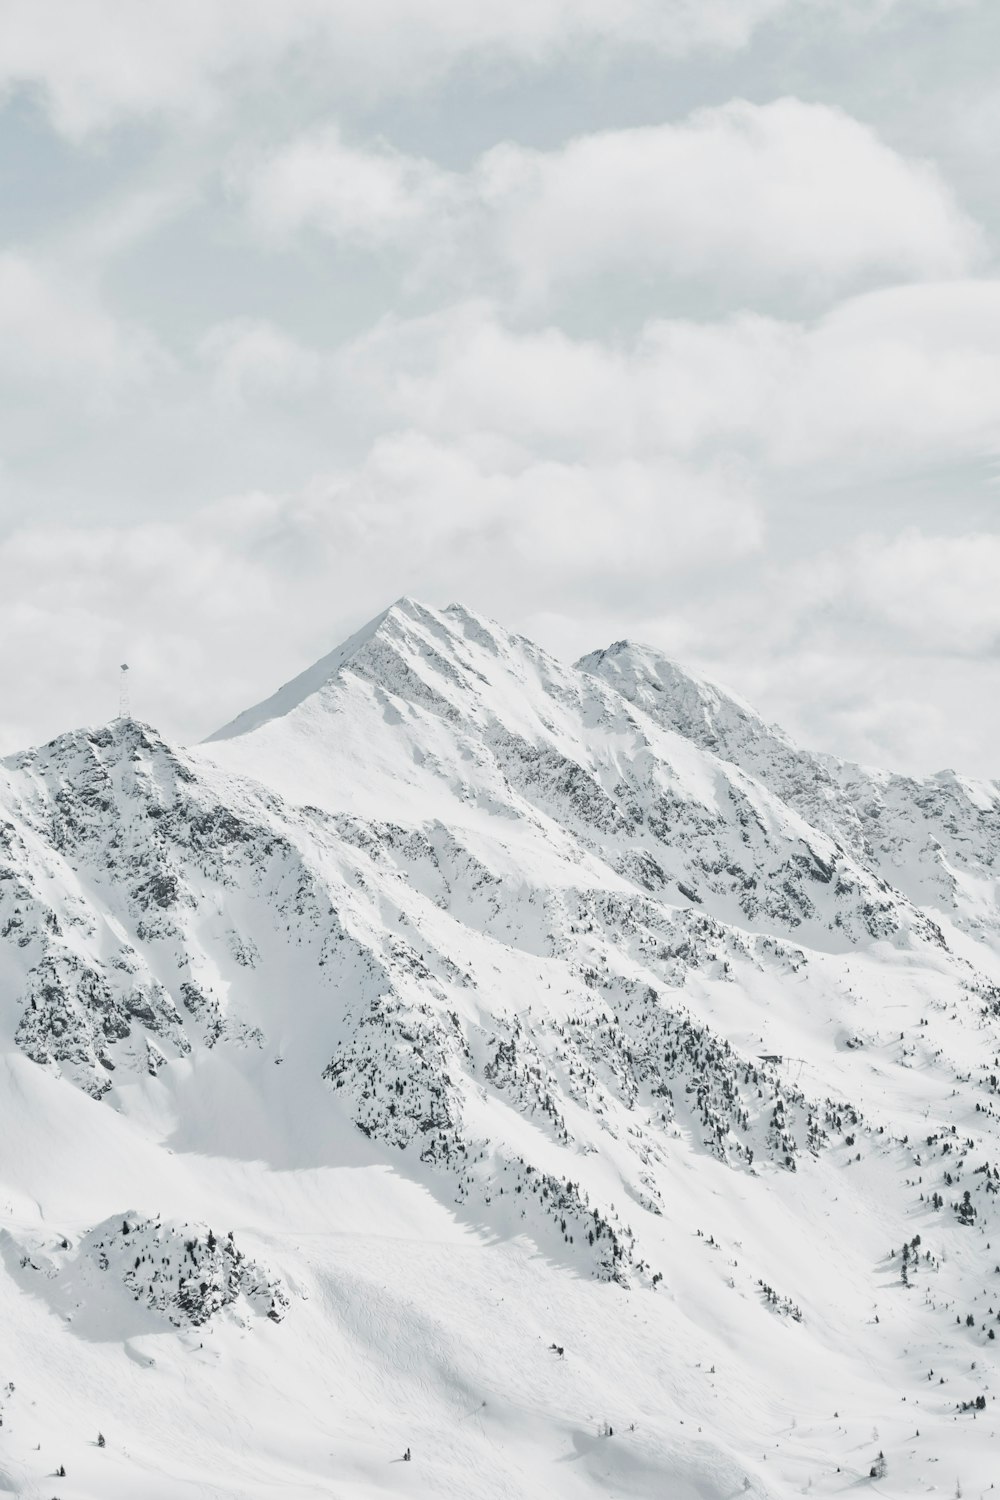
top-left (2, 596), bottom-right (1000, 1498)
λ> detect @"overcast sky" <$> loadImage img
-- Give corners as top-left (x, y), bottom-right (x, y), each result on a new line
top-left (0, 0), bottom-right (997, 775)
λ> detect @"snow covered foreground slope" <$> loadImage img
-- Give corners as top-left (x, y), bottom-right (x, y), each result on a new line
top-left (2, 600), bottom-right (1000, 1499)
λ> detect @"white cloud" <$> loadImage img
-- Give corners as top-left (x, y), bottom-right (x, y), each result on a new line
top-left (328, 285), bottom-right (1000, 477)
top-left (617, 281), bottom-right (1000, 471)
top-left (0, 252), bottom-right (162, 397)
top-left (199, 319), bottom-right (325, 409)
top-left (763, 281), bottom-right (1000, 466)
top-left (239, 100), bottom-right (983, 300)
top-left (336, 303), bottom-right (635, 454)
top-left (327, 431), bottom-right (762, 582)
top-left (811, 529), bottom-right (1000, 656)
top-left (479, 100), bottom-right (982, 294)
top-left (0, 0), bottom-right (859, 138)
top-left (724, 646), bottom-right (1000, 777)
top-left (240, 126), bottom-right (462, 250)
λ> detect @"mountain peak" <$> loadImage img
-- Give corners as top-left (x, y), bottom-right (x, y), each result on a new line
top-left (204, 597), bottom-right (559, 749)
top-left (577, 639), bottom-right (790, 760)
top-left (5, 715), bottom-right (172, 774)
top-left (204, 595), bottom-right (438, 743)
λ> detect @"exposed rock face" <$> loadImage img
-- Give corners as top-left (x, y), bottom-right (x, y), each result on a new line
top-left (5, 1215), bottom-right (288, 1331)
top-left (83, 1214), bottom-right (289, 1328)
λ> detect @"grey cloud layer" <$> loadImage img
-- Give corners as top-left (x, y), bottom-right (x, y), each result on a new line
top-left (0, 0), bottom-right (900, 135)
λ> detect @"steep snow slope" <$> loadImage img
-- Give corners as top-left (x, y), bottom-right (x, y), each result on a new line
top-left (1, 599), bottom-right (1000, 1499)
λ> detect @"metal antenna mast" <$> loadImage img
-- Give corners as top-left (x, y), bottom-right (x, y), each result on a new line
top-left (118, 663), bottom-right (130, 720)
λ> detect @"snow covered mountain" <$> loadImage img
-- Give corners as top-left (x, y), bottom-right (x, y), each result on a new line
top-left (2, 597), bottom-right (1000, 1499)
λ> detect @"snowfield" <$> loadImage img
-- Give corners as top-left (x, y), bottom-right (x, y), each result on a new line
top-left (2, 597), bottom-right (1000, 1498)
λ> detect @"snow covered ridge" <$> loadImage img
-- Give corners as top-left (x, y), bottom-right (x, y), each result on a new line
top-left (580, 637), bottom-right (1000, 946)
top-left (4, 597), bottom-right (1000, 1496)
